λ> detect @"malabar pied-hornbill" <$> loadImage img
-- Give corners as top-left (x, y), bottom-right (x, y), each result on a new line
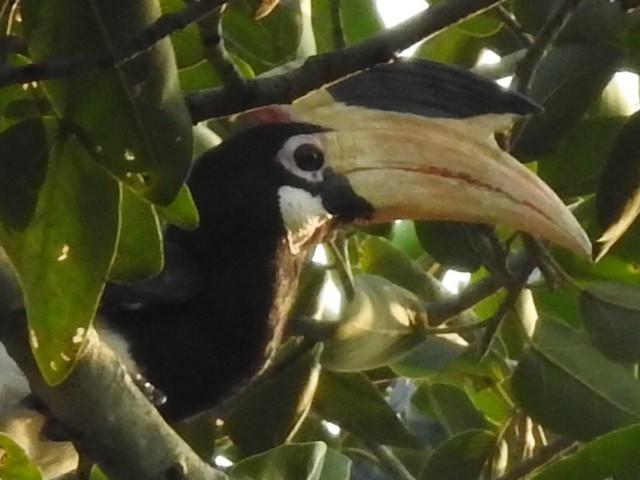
top-left (0, 59), bottom-right (590, 474)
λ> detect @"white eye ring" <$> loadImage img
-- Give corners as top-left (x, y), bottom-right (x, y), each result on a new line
top-left (276, 134), bottom-right (326, 183)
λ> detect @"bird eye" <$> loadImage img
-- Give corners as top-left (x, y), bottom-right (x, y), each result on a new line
top-left (293, 144), bottom-right (324, 172)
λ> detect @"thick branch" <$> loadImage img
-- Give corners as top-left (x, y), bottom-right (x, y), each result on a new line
top-left (185, 0), bottom-right (508, 122)
top-left (0, 312), bottom-right (225, 480)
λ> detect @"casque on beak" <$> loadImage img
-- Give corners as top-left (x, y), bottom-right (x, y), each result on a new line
top-left (285, 60), bottom-right (592, 256)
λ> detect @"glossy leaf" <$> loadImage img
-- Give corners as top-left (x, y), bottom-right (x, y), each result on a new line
top-left (412, 383), bottom-right (487, 436)
top-left (222, 0), bottom-right (303, 73)
top-left (225, 343), bottom-right (322, 455)
top-left (553, 199), bottom-right (640, 284)
top-left (416, 25), bottom-right (481, 67)
top-left (21, 0), bottom-right (193, 205)
top-left (311, 0), bottom-right (384, 53)
top-left (414, 221), bottom-right (483, 272)
top-left (313, 370), bottom-right (418, 448)
top-left (0, 125), bottom-right (119, 384)
top-left (108, 188), bottom-right (163, 282)
top-left (580, 282), bottom-right (640, 362)
top-left (156, 184), bottom-right (200, 230)
top-left (354, 235), bottom-right (436, 300)
top-left (421, 429), bottom-right (496, 480)
top-left (320, 274), bottom-right (427, 371)
top-left (230, 442), bottom-right (350, 480)
top-left (514, 44), bottom-right (619, 159)
top-left (391, 336), bottom-right (466, 378)
top-left (537, 116), bottom-right (625, 198)
top-left (594, 109), bottom-right (640, 260)
top-left (512, 318), bottom-right (640, 440)
top-left (0, 119), bottom-right (48, 231)
top-left (159, 0), bottom-right (205, 70)
top-left (530, 424), bottom-right (640, 480)
top-left (0, 434), bottom-right (42, 480)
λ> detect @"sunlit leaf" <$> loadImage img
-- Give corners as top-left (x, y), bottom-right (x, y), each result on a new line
top-left (321, 274), bottom-right (427, 371)
top-left (0, 434), bottom-right (42, 480)
top-left (530, 424), bottom-right (640, 480)
top-left (594, 109), bottom-right (640, 260)
top-left (230, 442), bottom-right (350, 480)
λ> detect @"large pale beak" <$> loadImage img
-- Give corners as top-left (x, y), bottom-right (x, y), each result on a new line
top-left (314, 108), bottom-right (590, 255)
top-left (286, 60), bottom-right (590, 255)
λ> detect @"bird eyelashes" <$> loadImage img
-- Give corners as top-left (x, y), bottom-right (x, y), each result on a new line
top-left (275, 134), bottom-right (326, 183)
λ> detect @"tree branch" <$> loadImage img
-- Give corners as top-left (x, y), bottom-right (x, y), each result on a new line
top-left (185, 0), bottom-right (508, 122)
top-left (0, 311), bottom-right (225, 480)
top-left (513, 0), bottom-right (586, 95)
top-left (0, 0), bottom-right (226, 87)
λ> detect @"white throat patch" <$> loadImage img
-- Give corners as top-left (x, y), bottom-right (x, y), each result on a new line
top-left (278, 186), bottom-right (333, 255)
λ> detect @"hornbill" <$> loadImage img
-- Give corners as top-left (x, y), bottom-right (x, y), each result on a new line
top-left (0, 59), bottom-right (590, 475)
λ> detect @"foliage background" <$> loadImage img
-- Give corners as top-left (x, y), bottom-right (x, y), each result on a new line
top-left (3, 0), bottom-right (640, 479)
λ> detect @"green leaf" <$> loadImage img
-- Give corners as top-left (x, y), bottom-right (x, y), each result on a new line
top-left (580, 282), bottom-right (640, 362)
top-left (537, 116), bottom-right (625, 198)
top-left (321, 274), bottom-right (427, 371)
top-left (391, 336), bottom-right (466, 378)
top-left (354, 235), bottom-right (435, 300)
top-left (311, 0), bottom-right (384, 53)
top-left (416, 26), bottom-right (482, 68)
top-left (159, 0), bottom-right (204, 70)
top-left (420, 429), bottom-right (496, 480)
top-left (222, 0), bottom-right (303, 73)
top-left (594, 109), bottom-right (640, 260)
top-left (0, 434), bottom-right (42, 480)
top-left (0, 119), bottom-right (48, 231)
top-left (313, 370), bottom-right (418, 448)
top-left (225, 343), bottom-right (322, 455)
top-left (230, 442), bottom-right (351, 480)
top-left (156, 184), bottom-right (200, 230)
top-left (0, 123), bottom-right (119, 384)
top-left (388, 220), bottom-right (424, 259)
top-left (340, 0), bottom-right (385, 44)
top-left (529, 424), bottom-right (640, 480)
top-left (108, 188), bottom-right (163, 282)
top-left (512, 318), bottom-right (640, 440)
top-left (514, 44), bottom-right (619, 159)
top-left (21, 0), bottom-right (193, 205)
top-left (413, 383), bottom-right (487, 437)
top-left (414, 221), bottom-right (483, 272)
top-left (552, 199), bottom-right (640, 284)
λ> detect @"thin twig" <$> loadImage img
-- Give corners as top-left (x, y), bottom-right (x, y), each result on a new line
top-left (513, 0), bottom-right (585, 95)
top-left (477, 256), bottom-right (536, 358)
top-left (364, 441), bottom-right (418, 480)
top-left (186, 0), bottom-right (509, 122)
top-left (0, 0), bottom-right (226, 87)
top-left (496, 438), bottom-right (578, 480)
top-left (495, 6), bottom-right (534, 48)
top-left (424, 250), bottom-right (536, 327)
top-left (184, 1), bottom-right (246, 88)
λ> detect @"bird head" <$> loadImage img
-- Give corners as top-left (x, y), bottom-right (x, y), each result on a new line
top-left (216, 59), bottom-right (591, 257)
